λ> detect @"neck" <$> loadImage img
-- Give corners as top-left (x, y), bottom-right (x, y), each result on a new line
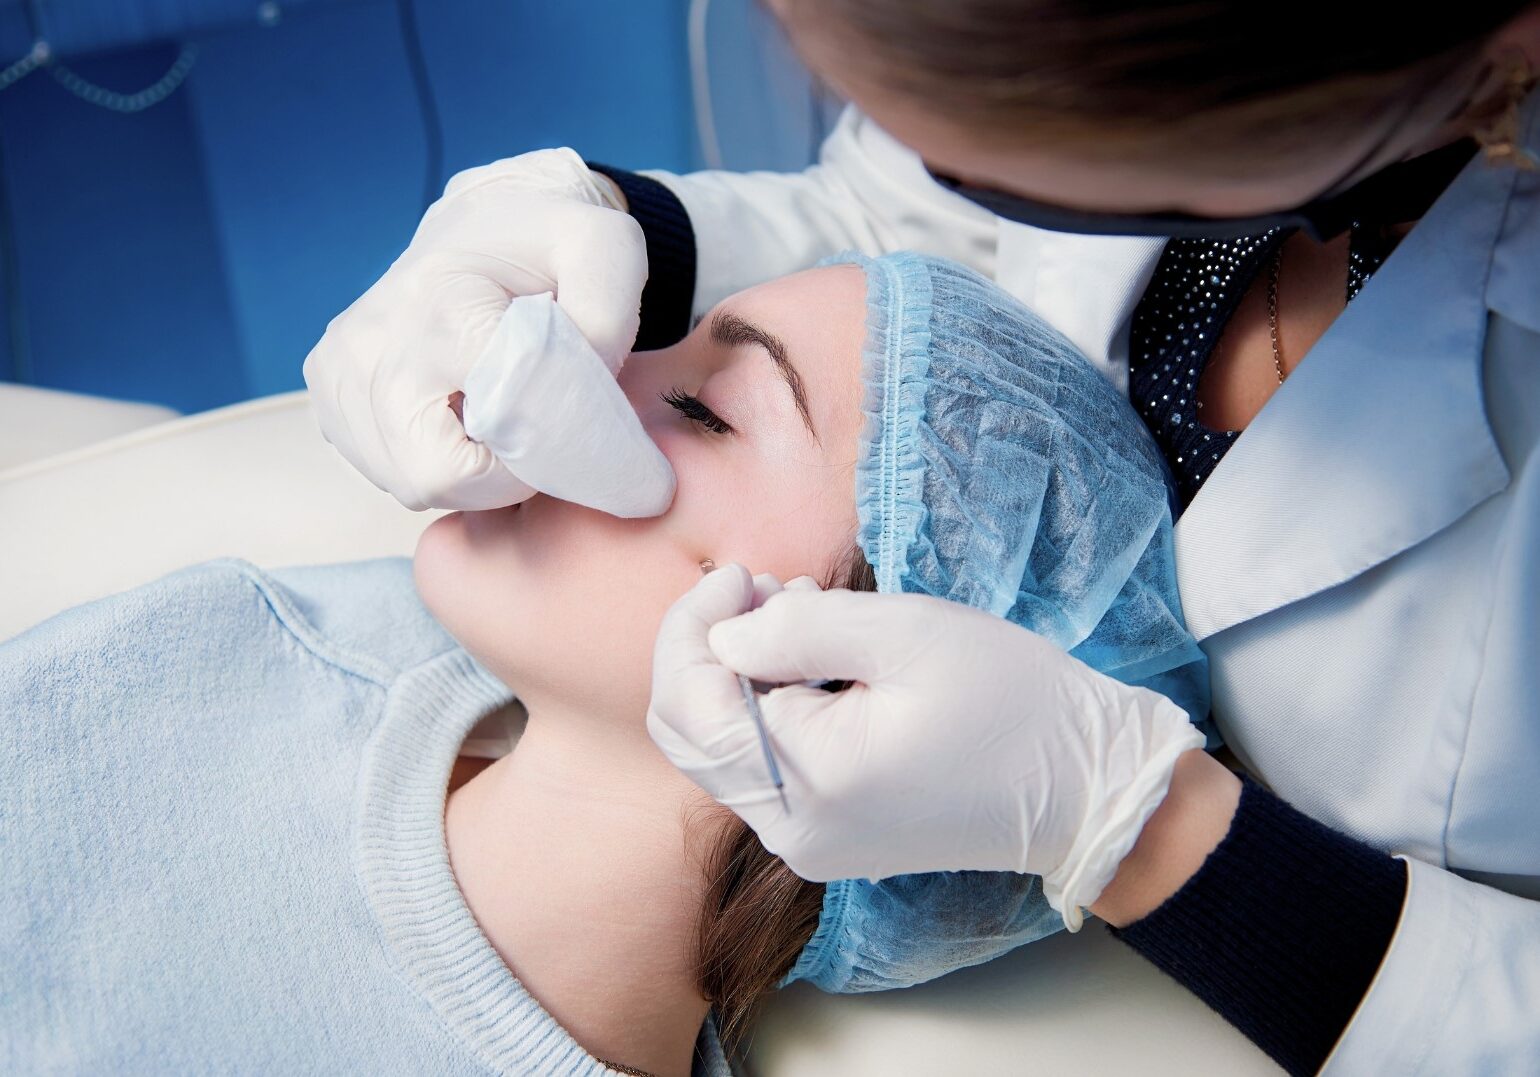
top-left (445, 701), bottom-right (721, 1077)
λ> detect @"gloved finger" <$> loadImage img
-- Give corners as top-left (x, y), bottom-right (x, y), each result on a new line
top-left (750, 572), bottom-right (787, 610)
top-left (654, 562), bottom-right (753, 670)
top-left (548, 205), bottom-right (648, 371)
top-left (783, 575), bottom-right (823, 593)
top-left (648, 564), bottom-right (756, 732)
top-left (647, 564), bottom-right (780, 799)
top-left (734, 682), bottom-right (864, 881)
top-left (303, 303), bottom-right (400, 485)
top-left (753, 682), bottom-right (848, 757)
top-left (430, 148), bottom-right (614, 221)
top-left (346, 260), bottom-right (542, 511)
top-left (645, 701), bottom-right (772, 807)
top-left (412, 195), bottom-right (644, 371)
top-left (394, 395), bottom-right (537, 511)
top-left (708, 589), bottom-right (921, 686)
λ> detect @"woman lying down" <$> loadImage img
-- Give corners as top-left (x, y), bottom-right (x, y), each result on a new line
top-left (0, 253), bottom-right (1208, 1076)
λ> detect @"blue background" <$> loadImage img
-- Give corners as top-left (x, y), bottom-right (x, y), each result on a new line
top-left (0, 0), bottom-right (829, 412)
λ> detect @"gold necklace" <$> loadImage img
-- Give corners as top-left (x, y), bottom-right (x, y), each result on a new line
top-left (1196, 239), bottom-right (1290, 414)
top-left (1266, 244), bottom-right (1287, 385)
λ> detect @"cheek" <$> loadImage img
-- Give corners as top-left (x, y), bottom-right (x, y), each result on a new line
top-left (414, 498), bottom-right (705, 714)
top-left (660, 431), bottom-right (859, 582)
top-left (629, 367), bottom-right (860, 582)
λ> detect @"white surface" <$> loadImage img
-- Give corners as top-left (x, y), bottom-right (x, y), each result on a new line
top-left (750, 925), bottom-right (1274, 1075)
top-left (0, 387), bottom-right (1277, 1071)
top-left (0, 382), bottom-right (177, 471)
top-left (0, 391), bottom-right (439, 642)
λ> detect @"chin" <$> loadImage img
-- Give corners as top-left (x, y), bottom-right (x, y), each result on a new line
top-left (413, 510), bottom-right (472, 629)
top-left (413, 509), bottom-right (537, 682)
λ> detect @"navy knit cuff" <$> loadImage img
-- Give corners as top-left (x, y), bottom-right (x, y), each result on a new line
top-left (587, 164), bottom-right (697, 350)
top-left (1111, 778), bottom-right (1407, 1076)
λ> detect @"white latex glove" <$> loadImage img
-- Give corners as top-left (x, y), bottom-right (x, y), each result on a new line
top-left (303, 148), bottom-right (667, 513)
top-left (646, 565), bottom-right (1205, 929)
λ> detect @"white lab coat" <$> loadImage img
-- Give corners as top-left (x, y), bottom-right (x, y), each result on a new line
top-left (648, 96), bottom-right (1540, 1071)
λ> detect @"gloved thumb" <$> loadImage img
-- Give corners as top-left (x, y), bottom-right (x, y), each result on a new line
top-left (648, 564), bottom-right (761, 768)
top-left (708, 589), bottom-right (917, 687)
top-left (399, 393), bottom-right (539, 511)
top-left (549, 205), bottom-right (648, 372)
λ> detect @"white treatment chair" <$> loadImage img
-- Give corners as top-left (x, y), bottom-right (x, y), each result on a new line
top-left (0, 388), bottom-right (1279, 1075)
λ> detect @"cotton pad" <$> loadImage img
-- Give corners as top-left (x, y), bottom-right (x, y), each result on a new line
top-left (461, 293), bottom-right (675, 518)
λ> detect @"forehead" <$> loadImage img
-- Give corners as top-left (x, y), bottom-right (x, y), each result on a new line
top-left (725, 262), bottom-right (867, 327)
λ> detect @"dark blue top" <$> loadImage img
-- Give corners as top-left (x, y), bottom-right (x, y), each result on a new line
top-left (1128, 224), bottom-right (1395, 506)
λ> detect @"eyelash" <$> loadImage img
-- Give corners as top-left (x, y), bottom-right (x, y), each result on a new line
top-left (662, 387), bottom-right (734, 435)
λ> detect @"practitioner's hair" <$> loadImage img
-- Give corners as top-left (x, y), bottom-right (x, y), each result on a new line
top-left (778, 0), bottom-right (1532, 172)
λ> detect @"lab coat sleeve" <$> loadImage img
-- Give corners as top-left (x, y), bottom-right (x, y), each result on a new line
top-left (640, 107), bottom-right (1000, 317)
top-left (1323, 857), bottom-right (1540, 1074)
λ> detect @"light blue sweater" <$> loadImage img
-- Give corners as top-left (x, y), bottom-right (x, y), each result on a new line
top-left (0, 558), bottom-right (730, 1076)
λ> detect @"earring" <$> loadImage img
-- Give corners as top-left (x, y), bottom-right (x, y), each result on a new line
top-left (1471, 49), bottom-right (1538, 170)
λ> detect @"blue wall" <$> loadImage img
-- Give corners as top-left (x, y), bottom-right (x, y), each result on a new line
top-left (0, 0), bottom-right (706, 412)
top-left (0, 40), bottom-right (249, 409)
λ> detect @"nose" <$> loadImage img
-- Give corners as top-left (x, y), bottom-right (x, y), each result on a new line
top-left (618, 347), bottom-right (679, 436)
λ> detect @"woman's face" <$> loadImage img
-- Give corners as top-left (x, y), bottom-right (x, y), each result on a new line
top-left (415, 265), bottom-right (869, 720)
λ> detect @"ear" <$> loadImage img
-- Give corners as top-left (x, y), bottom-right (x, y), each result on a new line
top-left (1440, 14), bottom-right (1539, 157)
top-left (1486, 5), bottom-right (1540, 69)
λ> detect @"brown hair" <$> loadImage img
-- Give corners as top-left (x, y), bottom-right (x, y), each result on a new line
top-left (694, 543), bottom-right (878, 1055)
top-left (780, 0), bottom-right (1532, 169)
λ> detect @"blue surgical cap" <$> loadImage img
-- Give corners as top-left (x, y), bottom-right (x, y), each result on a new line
top-left (783, 251), bottom-right (1209, 995)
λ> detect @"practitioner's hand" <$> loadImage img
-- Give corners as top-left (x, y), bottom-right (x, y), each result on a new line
top-left (646, 565), bottom-right (1205, 928)
top-left (303, 148), bottom-right (649, 511)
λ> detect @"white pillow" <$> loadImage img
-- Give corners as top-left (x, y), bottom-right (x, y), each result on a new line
top-left (0, 392), bottom-right (437, 642)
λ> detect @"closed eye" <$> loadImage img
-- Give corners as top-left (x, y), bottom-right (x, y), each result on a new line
top-left (662, 387), bottom-right (734, 435)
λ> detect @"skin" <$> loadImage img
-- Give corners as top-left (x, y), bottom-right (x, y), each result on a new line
top-left (416, 265), bottom-right (867, 1076)
top-left (765, 2), bottom-right (1540, 926)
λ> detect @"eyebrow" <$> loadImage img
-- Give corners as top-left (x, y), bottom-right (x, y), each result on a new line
top-left (709, 309), bottom-right (818, 442)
